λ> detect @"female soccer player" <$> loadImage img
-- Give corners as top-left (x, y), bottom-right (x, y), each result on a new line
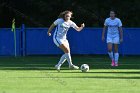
top-left (47, 10), bottom-right (85, 71)
top-left (102, 10), bottom-right (123, 66)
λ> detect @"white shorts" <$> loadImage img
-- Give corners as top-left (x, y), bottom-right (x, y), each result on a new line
top-left (53, 37), bottom-right (69, 47)
top-left (107, 36), bottom-right (120, 44)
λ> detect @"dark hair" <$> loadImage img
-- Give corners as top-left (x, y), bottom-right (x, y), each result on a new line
top-left (58, 10), bottom-right (73, 20)
top-left (110, 10), bottom-right (116, 14)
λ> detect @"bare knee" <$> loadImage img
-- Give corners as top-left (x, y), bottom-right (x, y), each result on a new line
top-left (63, 48), bottom-right (69, 53)
top-left (108, 43), bottom-right (112, 52)
top-left (114, 44), bottom-right (118, 53)
top-left (59, 44), bottom-right (70, 53)
top-left (114, 48), bottom-right (118, 53)
top-left (108, 48), bottom-right (112, 52)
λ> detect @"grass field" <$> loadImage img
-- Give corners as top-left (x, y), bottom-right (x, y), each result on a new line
top-left (0, 55), bottom-right (140, 93)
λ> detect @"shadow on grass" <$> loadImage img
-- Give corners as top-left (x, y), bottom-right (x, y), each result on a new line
top-left (0, 56), bottom-right (140, 70)
top-left (60, 71), bottom-right (140, 74)
top-left (0, 65), bottom-right (140, 70)
top-left (15, 76), bottom-right (140, 79)
top-left (0, 64), bottom-right (140, 70)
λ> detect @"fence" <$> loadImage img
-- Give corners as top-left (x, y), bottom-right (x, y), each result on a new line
top-left (0, 25), bottom-right (140, 56)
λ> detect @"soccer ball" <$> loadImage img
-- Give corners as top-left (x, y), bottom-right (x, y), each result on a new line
top-left (80, 64), bottom-right (89, 72)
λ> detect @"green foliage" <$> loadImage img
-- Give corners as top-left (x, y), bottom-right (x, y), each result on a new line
top-left (0, 0), bottom-right (140, 27)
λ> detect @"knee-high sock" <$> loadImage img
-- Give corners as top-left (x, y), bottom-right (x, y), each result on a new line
top-left (108, 52), bottom-right (114, 60)
top-left (114, 53), bottom-right (119, 63)
top-left (57, 54), bottom-right (66, 67)
top-left (65, 53), bottom-right (73, 66)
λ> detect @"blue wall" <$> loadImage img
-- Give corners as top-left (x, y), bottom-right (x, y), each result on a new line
top-left (0, 28), bottom-right (21, 56)
top-left (25, 28), bottom-right (107, 55)
top-left (0, 27), bottom-right (140, 56)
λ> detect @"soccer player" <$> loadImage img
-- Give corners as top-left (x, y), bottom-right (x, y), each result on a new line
top-left (47, 10), bottom-right (85, 71)
top-left (102, 10), bottom-right (123, 66)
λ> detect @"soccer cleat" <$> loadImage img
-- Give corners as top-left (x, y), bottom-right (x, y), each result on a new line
top-left (69, 64), bottom-right (79, 70)
top-left (55, 65), bottom-right (60, 72)
top-left (111, 60), bottom-right (115, 66)
top-left (115, 63), bottom-right (118, 66)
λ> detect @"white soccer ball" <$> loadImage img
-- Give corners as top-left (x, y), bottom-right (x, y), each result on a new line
top-left (80, 64), bottom-right (89, 72)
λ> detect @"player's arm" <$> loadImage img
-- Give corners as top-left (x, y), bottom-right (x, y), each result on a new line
top-left (72, 23), bottom-right (85, 32)
top-left (102, 19), bottom-right (107, 41)
top-left (75, 23), bottom-right (85, 32)
top-left (119, 26), bottom-right (123, 42)
top-left (102, 25), bottom-right (106, 41)
top-left (47, 23), bottom-right (56, 36)
top-left (118, 19), bottom-right (123, 42)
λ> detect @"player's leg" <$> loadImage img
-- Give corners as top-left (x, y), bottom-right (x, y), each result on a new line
top-left (53, 38), bottom-right (67, 71)
top-left (64, 40), bottom-right (79, 69)
top-left (55, 40), bottom-right (68, 67)
top-left (58, 40), bottom-right (79, 69)
top-left (113, 36), bottom-right (120, 66)
top-left (114, 44), bottom-right (119, 66)
top-left (107, 36), bottom-right (115, 66)
top-left (59, 44), bottom-right (72, 66)
top-left (107, 43), bottom-right (115, 66)
top-left (55, 54), bottom-right (66, 67)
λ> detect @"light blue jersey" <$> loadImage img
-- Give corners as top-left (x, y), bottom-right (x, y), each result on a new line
top-left (53, 18), bottom-right (77, 39)
top-left (104, 17), bottom-right (122, 37)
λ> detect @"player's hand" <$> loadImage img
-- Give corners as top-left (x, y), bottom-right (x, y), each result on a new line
top-left (81, 23), bottom-right (85, 28)
top-left (47, 32), bottom-right (51, 36)
top-left (120, 38), bottom-right (123, 43)
top-left (102, 36), bottom-right (105, 42)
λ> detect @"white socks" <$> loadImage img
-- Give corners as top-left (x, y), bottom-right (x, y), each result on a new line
top-left (114, 53), bottom-right (119, 63)
top-left (108, 52), bottom-right (119, 63)
top-left (57, 53), bottom-right (73, 67)
top-left (57, 54), bottom-right (66, 67)
top-left (64, 53), bottom-right (73, 66)
top-left (108, 52), bottom-right (114, 60)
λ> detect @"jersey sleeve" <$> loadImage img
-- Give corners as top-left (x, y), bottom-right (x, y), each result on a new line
top-left (104, 19), bottom-right (108, 26)
top-left (70, 21), bottom-right (78, 29)
top-left (53, 19), bottom-right (61, 25)
top-left (118, 19), bottom-right (122, 27)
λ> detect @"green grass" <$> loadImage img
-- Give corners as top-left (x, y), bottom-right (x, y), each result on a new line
top-left (0, 55), bottom-right (140, 93)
